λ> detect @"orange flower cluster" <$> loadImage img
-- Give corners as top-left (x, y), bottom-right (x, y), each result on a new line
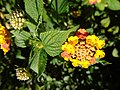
top-left (0, 24), bottom-right (10, 55)
top-left (61, 28), bottom-right (105, 68)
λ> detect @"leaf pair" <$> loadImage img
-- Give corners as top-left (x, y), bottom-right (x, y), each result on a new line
top-left (29, 25), bottom-right (79, 77)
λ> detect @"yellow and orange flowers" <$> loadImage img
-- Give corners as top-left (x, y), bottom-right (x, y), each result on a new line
top-left (0, 24), bottom-right (10, 55)
top-left (88, 0), bottom-right (101, 5)
top-left (61, 28), bottom-right (105, 68)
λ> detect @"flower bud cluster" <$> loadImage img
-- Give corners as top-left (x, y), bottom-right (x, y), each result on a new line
top-left (16, 68), bottom-right (30, 81)
top-left (10, 10), bottom-right (25, 30)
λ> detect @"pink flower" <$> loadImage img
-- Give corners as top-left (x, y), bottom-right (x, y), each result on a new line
top-left (1, 43), bottom-right (10, 55)
top-left (89, 0), bottom-right (97, 5)
top-left (61, 51), bottom-right (71, 61)
top-left (1, 38), bottom-right (10, 55)
top-left (89, 57), bottom-right (96, 64)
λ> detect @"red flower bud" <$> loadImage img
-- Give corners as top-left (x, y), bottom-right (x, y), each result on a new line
top-left (76, 28), bottom-right (88, 40)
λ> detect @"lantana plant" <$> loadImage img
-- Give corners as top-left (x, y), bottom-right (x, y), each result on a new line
top-left (61, 28), bottom-right (105, 68)
top-left (0, 0), bottom-right (113, 82)
top-left (1, 0), bottom-right (120, 89)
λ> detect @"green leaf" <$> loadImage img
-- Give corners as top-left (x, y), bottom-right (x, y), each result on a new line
top-left (14, 38), bottom-right (27, 48)
top-left (108, 26), bottom-right (119, 35)
top-left (43, 9), bottom-right (54, 31)
top-left (51, 0), bottom-right (69, 14)
top-left (25, 21), bottom-right (37, 34)
top-left (40, 26), bottom-right (79, 56)
top-left (105, 0), bottom-right (120, 10)
top-left (11, 30), bottom-right (31, 48)
top-left (5, 3), bottom-right (12, 13)
top-left (95, 3), bottom-right (105, 11)
top-left (36, 0), bottom-right (43, 16)
top-left (29, 48), bottom-right (47, 76)
top-left (24, 0), bottom-right (43, 22)
top-left (86, 28), bottom-right (93, 34)
top-left (35, 84), bottom-right (44, 90)
top-left (100, 17), bottom-right (110, 28)
top-left (95, 11), bottom-right (103, 16)
top-left (16, 50), bottom-right (25, 59)
top-left (97, 59), bottom-right (111, 65)
top-left (24, 0), bottom-right (38, 22)
top-left (11, 30), bottom-right (31, 40)
top-left (112, 48), bottom-right (119, 57)
top-left (50, 58), bottom-right (63, 65)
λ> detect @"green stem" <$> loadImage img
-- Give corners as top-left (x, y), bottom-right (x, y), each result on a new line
top-left (35, 15), bottom-right (42, 37)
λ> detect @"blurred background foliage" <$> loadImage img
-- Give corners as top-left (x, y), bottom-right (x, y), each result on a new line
top-left (0, 0), bottom-right (120, 90)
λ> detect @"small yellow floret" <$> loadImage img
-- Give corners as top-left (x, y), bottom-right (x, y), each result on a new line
top-left (86, 35), bottom-right (99, 46)
top-left (64, 57), bottom-right (69, 61)
top-left (71, 59), bottom-right (81, 67)
top-left (94, 50), bottom-right (105, 58)
top-left (96, 40), bottom-right (105, 49)
top-left (68, 36), bottom-right (79, 45)
top-left (62, 42), bottom-right (75, 54)
top-left (80, 60), bottom-right (90, 68)
top-left (0, 35), bottom-right (6, 44)
top-left (62, 42), bottom-right (68, 50)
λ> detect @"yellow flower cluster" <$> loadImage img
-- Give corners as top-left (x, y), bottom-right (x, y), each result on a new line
top-left (61, 28), bottom-right (105, 68)
top-left (0, 24), bottom-right (10, 55)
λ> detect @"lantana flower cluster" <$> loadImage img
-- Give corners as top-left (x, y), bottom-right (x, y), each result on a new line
top-left (0, 24), bottom-right (10, 55)
top-left (61, 28), bottom-right (105, 68)
top-left (89, 0), bottom-right (101, 5)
